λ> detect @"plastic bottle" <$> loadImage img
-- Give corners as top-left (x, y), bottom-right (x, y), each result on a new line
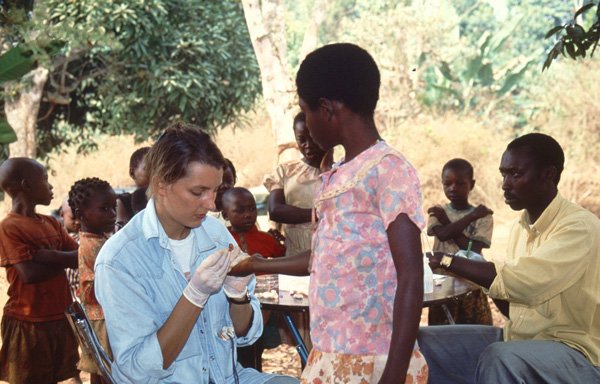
top-left (423, 254), bottom-right (434, 294)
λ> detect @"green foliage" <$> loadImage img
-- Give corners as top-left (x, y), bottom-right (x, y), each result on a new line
top-left (3, 0), bottom-right (261, 158)
top-left (543, 2), bottom-right (600, 70)
top-left (421, 16), bottom-right (535, 118)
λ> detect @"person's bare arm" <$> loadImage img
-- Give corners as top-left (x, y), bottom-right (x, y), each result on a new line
top-left (429, 205), bottom-right (493, 247)
top-left (229, 250), bottom-right (310, 276)
top-left (267, 189), bottom-right (313, 224)
top-left (33, 249), bottom-right (78, 268)
top-left (428, 252), bottom-right (497, 289)
top-left (379, 214), bottom-right (423, 384)
top-left (229, 302), bottom-right (253, 336)
top-left (14, 261), bottom-right (64, 283)
top-left (156, 296), bottom-right (202, 368)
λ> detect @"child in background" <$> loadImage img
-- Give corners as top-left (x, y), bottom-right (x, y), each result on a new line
top-left (263, 111), bottom-right (328, 258)
top-left (116, 147), bottom-right (151, 228)
top-left (129, 146), bottom-right (150, 215)
top-left (61, 197), bottom-right (82, 302)
top-left (222, 187), bottom-right (286, 371)
top-left (0, 158), bottom-right (80, 384)
top-left (223, 187), bottom-right (286, 259)
top-left (208, 158), bottom-right (237, 225)
top-left (68, 177), bottom-right (117, 384)
top-left (427, 158), bottom-right (494, 325)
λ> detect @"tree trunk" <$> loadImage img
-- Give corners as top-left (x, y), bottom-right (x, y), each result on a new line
top-left (242, 0), bottom-right (297, 164)
top-left (242, 0), bottom-right (329, 164)
top-left (5, 67), bottom-right (48, 158)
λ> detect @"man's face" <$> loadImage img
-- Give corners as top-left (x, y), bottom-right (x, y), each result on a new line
top-left (499, 147), bottom-right (547, 213)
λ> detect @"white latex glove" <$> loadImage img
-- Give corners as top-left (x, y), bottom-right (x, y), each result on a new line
top-left (183, 248), bottom-right (231, 308)
top-left (224, 247), bottom-right (253, 299)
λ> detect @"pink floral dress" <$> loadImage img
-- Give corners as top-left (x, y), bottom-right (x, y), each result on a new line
top-left (301, 141), bottom-right (428, 384)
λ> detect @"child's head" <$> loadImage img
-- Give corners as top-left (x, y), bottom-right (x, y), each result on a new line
top-left (0, 157), bottom-right (53, 206)
top-left (61, 196), bottom-right (80, 233)
top-left (215, 158), bottom-right (237, 212)
top-left (68, 177), bottom-right (117, 235)
top-left (221, 187), bottom-right (257, 233)
top-left (441, 158), bottom-right (475, 208)
top-left (296, 43), bottom-right (380, 151)
top-left (293, 111), bottom-right (326, 168)
top-left (129, 147), bottom-right (151, 188)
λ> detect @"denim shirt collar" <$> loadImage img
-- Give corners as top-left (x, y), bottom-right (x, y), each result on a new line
top-left (141, 198), bottom-right (218, 268)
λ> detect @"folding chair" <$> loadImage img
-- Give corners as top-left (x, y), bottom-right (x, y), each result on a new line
top-left (65, 301), bottom-right (117, 384)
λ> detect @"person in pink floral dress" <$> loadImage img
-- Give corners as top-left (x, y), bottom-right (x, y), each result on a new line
top-left (231, 43), bottom-right (428, 384)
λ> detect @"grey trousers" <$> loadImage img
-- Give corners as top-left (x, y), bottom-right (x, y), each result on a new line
top-left (417, 325), bottom-right (600, 384)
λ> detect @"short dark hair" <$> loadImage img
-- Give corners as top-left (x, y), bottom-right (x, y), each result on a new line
top-left (224, 158), bottom-right (237, 185)
top-left (68, 177), bottom-right (113, 219)
top-left (443, 158), bottom-right (474, 179)
top-left (293, 111), bottom-right (305, 129)
top-left (506, 133), bottom-right (564, 185)
top-left (129, 147), bottom-right (150, 173)
top-left (222, 186), bottom-right (255, 208)
top-left (296, 43), bottom-right (380, 118)
top-left (145, 122), bottom-right (226, 190)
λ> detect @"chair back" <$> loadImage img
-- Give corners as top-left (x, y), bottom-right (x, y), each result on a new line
top-left (65, 301), bottom-right (117, 384)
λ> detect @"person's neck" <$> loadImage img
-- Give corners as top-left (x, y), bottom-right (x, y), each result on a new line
top-left (527, 189), bottom-right (558, 224)
top-left (450, 200), bottom-right (471, 211)
top-left (11, 199), bottom-right (38, 218)
top-left (231, 226), bottom-right (253, 234)
top-left (340, 118), bottom-right (381, 164)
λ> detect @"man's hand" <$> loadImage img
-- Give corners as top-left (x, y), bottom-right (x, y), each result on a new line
top-left (183, 248), bottom-right (231, 308)
top-left (426, 251), bottom-right (445, 269)
top-left (427, 206), bottom-right (450, 225)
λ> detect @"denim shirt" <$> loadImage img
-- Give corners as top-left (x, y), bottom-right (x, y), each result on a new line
top-left (95, 199), bottom-right (274, 383)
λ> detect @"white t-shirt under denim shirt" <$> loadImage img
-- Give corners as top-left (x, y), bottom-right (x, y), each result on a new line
top-left (94, 198), bottom-right (290, 384)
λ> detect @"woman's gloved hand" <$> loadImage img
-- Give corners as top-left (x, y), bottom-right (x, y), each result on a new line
top-left (183, 248), bottom-right (231, 308)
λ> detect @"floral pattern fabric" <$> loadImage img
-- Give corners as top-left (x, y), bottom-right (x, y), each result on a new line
top-left (305, 141), bottom-right (427, 381)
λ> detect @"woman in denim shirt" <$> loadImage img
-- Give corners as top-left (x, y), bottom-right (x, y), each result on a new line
top-left (95, 123), bottom-right (298, 384)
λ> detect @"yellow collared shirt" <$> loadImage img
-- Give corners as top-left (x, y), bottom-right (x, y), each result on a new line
top-left (489, 194), bottom-right (600, 366)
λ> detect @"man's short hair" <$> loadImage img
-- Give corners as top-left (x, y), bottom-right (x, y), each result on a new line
top-left (296, 43), bottom-right (380, 118)
top-left (506, 133), bottom-right (564, 185)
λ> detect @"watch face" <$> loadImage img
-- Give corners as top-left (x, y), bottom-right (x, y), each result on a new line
top-left (441, 255), bottom-right (453, 268)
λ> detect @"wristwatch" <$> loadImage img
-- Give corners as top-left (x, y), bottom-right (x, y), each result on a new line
top-left (225, 288), bottom-right (251, 305)
top-left (440, 253), bottom-right (454, 269)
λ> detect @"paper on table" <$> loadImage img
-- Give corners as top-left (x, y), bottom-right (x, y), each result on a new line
top-left (278, 275), bottom-right (310, 295)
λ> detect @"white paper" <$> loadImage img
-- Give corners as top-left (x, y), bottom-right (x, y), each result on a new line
top-left (278, 275), bottom-right (310, 295)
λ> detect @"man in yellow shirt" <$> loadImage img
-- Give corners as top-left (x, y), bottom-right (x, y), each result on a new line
top-left (422, 133), bottom-right (600, 383)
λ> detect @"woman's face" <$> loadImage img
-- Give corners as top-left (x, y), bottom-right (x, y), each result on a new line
top-left (155, 161), bottom-right (223, 239)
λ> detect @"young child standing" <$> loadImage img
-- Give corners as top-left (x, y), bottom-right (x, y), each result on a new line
top-left (68, 177), bottom-right (117, 384)
top-left (231, 43), bottom-right (428, 383)
top-left (222, 187), bottom-right (285, 371)
top-left (0, 158), bottom-right (80, 384)
top-left (427, 158), bottom-right (494, 325)
top-left (61, 196), bottom-right (81, 301)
